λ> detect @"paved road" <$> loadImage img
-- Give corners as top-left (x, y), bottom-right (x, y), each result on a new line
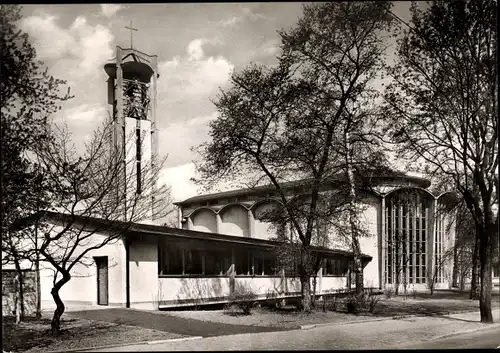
top-left (67, 308), bottom-right (289, 337)
top-left (396, 326), bottom-right (500, 349)
top-left (85, 313), bottom-right (500, 351)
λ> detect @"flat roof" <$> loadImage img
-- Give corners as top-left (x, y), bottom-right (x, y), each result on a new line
top-left (43, 211), bottom-right (372, 260)
top-left (175, 171), bottom-right (431, 206)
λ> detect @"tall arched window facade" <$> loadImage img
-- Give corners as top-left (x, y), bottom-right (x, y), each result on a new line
top-left (384, 189), bottom-right (433, 286)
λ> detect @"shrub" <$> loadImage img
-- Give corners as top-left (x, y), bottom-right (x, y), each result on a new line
top-left (345, 293), bottom-right (367, 314)
top-left (226, 289), bottom-right (258, 315)
top-left (345, 293), bottom-right (380, 314)
top-left (367, 295), bottom-right (380, 313)
top-left (384, 287), bottom-right (394, 299)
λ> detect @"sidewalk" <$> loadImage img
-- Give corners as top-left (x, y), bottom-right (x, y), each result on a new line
top-left (80, 308), bottom-right (500, 351)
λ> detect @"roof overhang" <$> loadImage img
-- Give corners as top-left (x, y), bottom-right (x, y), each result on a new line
top-left (40, 211), bottom-right (372, 261)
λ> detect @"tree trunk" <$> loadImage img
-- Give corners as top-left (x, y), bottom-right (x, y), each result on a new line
top-left (300, 274), bottom-right (312, 313)
top-left (299, 249), bottom-right (312, 312)
top-left (459, 270), bottom-right (466, 291)
top-left (35, 220), bottom-right (42, 319)
top-left (452, 238), bottom-right (459, 288)
top-left (14, 274), bottom-right (21, 324)
top-left (35, 259), bottom-right (41, 319)
top-left (345, 130), bottom-right (363, 295)
top-left (470, 234), bottom-right (480, 300)
top-left (311, 275), bottom-right (317, 308)
top-left (50, 274), bottom-right (71, 337)
top-left (13, 256), bottom-right (25, 323)
top-left (478, 226), bottom-right (494, 323)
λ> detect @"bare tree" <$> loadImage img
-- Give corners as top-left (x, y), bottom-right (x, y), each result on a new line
top-left (195, 2), bottom-right (394, 311)
top-left (30, 119), bottom-right (171, 336)
top-left (384, 0), bottom-right (497, 322)
top-left (1, 4), bottom-right (72, 323)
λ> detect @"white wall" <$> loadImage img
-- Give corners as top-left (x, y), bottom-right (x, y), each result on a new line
top-left (219, 205), bottom-right (249, 237)
top-left (358, 194), bottom-right (382, 288)
top-left (191, 209), bottom-right (217, 233)
top-left (40, 233), bottom-right (126, 309)
top-left (158, 277), bottom-right (231, 304)
top-left (129, 235), bottom-right (158, 309)
top-left (320, 276), bottom-right (348, 293)
top-left (253, 202), bottom-right (280, 240)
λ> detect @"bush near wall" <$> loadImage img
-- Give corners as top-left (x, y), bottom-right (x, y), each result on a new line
top-left (2, 270), bottom-right (37, 316)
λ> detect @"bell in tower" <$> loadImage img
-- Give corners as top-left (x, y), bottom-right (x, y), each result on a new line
top-left (103, 27), bottom-right (159, 222)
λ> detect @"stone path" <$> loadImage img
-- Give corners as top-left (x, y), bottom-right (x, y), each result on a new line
top-left (67, 308), bottom-right (289, 337)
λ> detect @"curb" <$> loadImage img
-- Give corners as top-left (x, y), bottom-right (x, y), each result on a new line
top-left (299, 308), bottom-right (498, 330)
top-left (146, 336), bottom-right (203, 345)
top-left (428, 323), bottom-right (500, 342)
top-left (45, 335), bottom-right (203, 353)
top-left (300, 315), bottom-right (418, 330)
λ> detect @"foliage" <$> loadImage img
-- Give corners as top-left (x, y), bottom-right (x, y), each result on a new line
top-left (195, 1), bottom-right (395, 312)
top-left (345, 292), bottom-right (380, 314)
top-left (1, 4), bottom-right (72, 323)
top-left (225, 288), bottom-right (258, 315)
top-left (384, 287), bottom-right (394, 299)
top-left (383, 0), bottom-right (497, 323)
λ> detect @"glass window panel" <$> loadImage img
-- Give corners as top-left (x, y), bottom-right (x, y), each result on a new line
top-left (160, 242), bottom-right (184, 275)
top-left (235, 249), bottom-right (250, 275)
top-left (205, 248), bottom-right (232, 275)
top-left (185, 248), bottom-right (203, 275)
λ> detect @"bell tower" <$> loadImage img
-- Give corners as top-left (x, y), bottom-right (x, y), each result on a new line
top-left (104, 33), bottom-right (159, 222)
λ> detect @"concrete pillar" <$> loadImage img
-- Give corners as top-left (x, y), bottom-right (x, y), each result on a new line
top-left (177, 206), bottom-right (182, 229)
top-left (216, 212), bottom-right (222, 234)
top-left (187, 217), bottom-right (194, 231)
top-left (430, 198), bottom-right (437, 282)
top-left (247, 208), bottom-right (255, 238)
top-left (380, 196), bottom-right (386, 288)
top-left (280, 268), bottom-right (287, 294)
top-left (318, 264), bottom-right (323, 294)
top-left (181, 249), bottom-right (185, 275)
top-left (229, 249), bottom-right (236, 295)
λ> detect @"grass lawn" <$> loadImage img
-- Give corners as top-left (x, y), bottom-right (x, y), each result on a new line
top-left (163, 289), bottom-right (500, 329)
top-left (162, 305), bottom-right (375, 328)
top-left (2, 313), bottom-right (186, 353)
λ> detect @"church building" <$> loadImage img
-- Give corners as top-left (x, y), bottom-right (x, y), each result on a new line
top-left (28, 43), bottom-right (469, 311)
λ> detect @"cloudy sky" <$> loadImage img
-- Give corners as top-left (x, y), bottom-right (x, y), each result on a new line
top-left (20, 2), bottom-right (413, 202)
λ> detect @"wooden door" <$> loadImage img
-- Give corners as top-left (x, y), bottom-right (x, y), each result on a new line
top-left (96, 257), bottom-right (109, 305)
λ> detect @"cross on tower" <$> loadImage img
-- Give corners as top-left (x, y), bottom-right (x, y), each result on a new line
top-left (125, 20), bottom-right (138, 49)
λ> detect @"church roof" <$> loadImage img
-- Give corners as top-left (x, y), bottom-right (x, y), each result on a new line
top-left (175, 171), bottom-right (431, 206)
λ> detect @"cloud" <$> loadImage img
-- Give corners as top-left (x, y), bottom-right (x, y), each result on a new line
top-left (20, 13), bottom-right (114, 80)
top-left (186, 112), bottom-right (219, 126)
top-left (100, 4), bottom-right (126, 18)
top-left (158, 38), bottom-right (233, 104)
top-left (158, 119), bottom-right (212, 168)
top-left (252, 39), bottom-right (281, 58)
top-left (65, 103), bottom-right (108, 122)
top-left (242, 7), bottom-right (272, 21)
top-left (187, 38), bottom-right (205, 61)
top-left (218, 16), bottom-right (243, 28)
top-left (51, 103), bottom-right (109, 152)
top-left (159, 162), bottom-right (199, 202)
top-left (217, 7), bottom-right (273, 28)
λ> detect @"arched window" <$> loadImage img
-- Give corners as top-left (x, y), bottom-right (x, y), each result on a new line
top-left (385, 189), bottom-right (432, 286)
